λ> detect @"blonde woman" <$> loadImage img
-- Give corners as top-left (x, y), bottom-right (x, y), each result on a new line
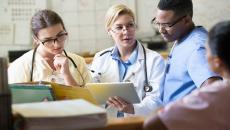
top-left (91, 4), bottom-right (165, 117)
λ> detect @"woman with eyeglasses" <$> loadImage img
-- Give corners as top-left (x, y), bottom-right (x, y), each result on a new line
top-left (8, 9), bottom-right (91, 86)
top-left (90, 4), bottom-right (165, 117)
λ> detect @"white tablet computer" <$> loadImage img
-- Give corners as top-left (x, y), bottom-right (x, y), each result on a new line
top-left (86, 82), bottom-right (140, 105)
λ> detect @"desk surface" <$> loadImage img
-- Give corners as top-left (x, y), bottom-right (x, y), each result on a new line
top-left (80, 116), bottom-right (145, 130)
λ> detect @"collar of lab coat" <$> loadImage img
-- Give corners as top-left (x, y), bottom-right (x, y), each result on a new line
top-left (136, 40), bottom-right (145, 61)
top-left (110, 40), bottom-right (145, 61)
top-left (122, 41), bottom-right (145, 81)
top-left (111, 44), bottom-right (138, 65)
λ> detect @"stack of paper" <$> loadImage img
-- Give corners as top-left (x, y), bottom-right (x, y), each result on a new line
top-left (12, 99), bottom-right (107, 130)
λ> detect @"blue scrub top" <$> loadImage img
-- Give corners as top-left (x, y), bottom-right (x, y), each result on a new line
top-left (160, 26), bottom-right (219, 105)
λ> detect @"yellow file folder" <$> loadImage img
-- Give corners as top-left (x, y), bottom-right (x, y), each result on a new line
top-left (10, 81), bottom-right (97, 104)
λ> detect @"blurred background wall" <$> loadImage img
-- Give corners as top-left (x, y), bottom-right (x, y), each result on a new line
top-left (0, 0), bottom-right (229, 61)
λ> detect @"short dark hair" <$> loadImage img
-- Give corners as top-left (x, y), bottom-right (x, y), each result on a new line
top-left (208, 21), bottom-right (230, 69)
top-left (157, 0), bottom-right (193, 17)
top-left (31, 9), bottom-right (66, 37)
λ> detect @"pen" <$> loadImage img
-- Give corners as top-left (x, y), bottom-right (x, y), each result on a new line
top-left (105, 103), bottom-right (109, 109)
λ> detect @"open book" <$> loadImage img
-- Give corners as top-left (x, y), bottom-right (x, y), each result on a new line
top-left (12, 99), bottom-right (107, 130)
top-left (10, 82), bottom-right (97, 104)
top-left (10, 81), bottom-right (140, 105)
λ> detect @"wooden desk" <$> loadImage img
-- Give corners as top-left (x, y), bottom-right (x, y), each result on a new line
top-left (80, 116), bottom-right (144, 130)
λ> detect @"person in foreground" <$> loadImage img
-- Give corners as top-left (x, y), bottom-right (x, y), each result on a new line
top-left (144, 21), bottom-right (230, 130)
top-left (8, 9), bottom-right (91, 86)
top-left (90, 4), bottom-right (165, 117)
top-left (153, 0), bottom-right (221, 105)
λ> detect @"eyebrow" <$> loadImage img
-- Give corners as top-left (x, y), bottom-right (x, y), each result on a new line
top-left (41, 31), bottom-right (65, 40)
top-left (153, 19), bottom-right (171, 24)
top-left (152, 17), bottom-right (172, 24)
top-left (115, 21), bottom-right (134, 26)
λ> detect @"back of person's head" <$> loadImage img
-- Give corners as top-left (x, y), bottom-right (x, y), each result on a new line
top-left (31, 9), bottom-right (66, 37)
top-left (158, 0), bottom-right (193, 18)
top-left (208, 21), bottom-right (230, 69)
top-left (105, 4), bottom-right (135, 31)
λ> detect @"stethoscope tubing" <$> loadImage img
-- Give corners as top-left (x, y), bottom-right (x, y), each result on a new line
top-left (91, 42), bottom-right (153, 92)
top-left (30, 45), bottom-right (85, 86)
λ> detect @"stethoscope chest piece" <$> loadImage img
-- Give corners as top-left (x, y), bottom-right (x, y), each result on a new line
top-left (144, 84), bottom-right (153, 92)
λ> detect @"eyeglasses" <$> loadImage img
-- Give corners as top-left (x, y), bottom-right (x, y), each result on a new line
top-left (37, 32), bottom-right (68, 48)
top-left (111, 22), bottom-right (136, 34)
top-left (151, 15), bottom-right (186, 30)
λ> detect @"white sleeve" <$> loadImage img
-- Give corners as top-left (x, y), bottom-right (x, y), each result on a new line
top-left (90, 53), bottom-right (102, 83)
top-left (130, 54), bottom-right (165, 116)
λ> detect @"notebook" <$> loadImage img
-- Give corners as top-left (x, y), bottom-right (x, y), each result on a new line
top-left (9, 82), bottom-right (97, 104)
top-left (86, 82), bottom-right (140, 105)
top-left (10, 84), bottom-right (54, 104)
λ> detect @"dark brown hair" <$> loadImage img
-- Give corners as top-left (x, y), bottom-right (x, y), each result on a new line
top-left (31, 9), bottom-right (66, 37)
top-left (208, 21), bottom-right (230, 69)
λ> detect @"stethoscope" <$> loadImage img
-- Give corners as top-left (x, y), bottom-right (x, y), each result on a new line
top-left (30, 45), bottom-right (85, 86)
top-left (91, 43), bottom-right (153, 92)
top-left (141, 43), bottom-right (153, 92)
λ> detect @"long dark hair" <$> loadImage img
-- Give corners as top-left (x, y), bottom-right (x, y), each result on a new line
top-left (31, 9), bottom-right (66, 37)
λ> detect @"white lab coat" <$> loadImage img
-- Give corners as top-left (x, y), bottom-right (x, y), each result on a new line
top-left (90, 41), bottom-right (165, 116)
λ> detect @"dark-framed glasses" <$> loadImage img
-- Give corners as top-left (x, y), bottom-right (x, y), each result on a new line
top-left (111, 22), bottom-right (136, 34)
top-left (151, 15), bottom-right (186, 30)
top-left (37, 32), bottom-right (68, 47)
